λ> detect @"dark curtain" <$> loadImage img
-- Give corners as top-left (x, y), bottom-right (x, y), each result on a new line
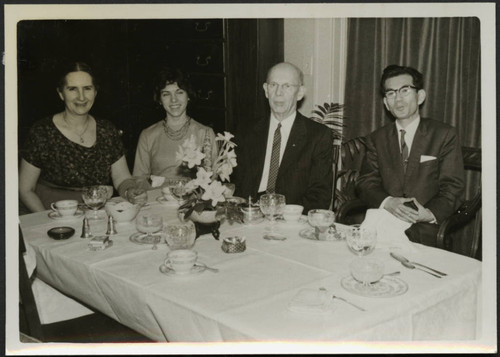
top-left (344, 17), bottom-right (481, 257)
top-left (344, 17), bottom-right (481, 148)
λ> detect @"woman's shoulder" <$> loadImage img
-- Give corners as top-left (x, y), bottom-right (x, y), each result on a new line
top-left (139, 121), bottom-right (164, 137)
top-left (190, 119), bottom-right (215, 135)
top-left (30, 116), bottom-right (56, 131)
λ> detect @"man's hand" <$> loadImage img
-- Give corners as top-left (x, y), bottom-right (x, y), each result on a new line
top-left (384, 197), bottom-right (435, 223)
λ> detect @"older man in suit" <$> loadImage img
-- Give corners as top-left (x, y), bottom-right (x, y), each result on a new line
top-left (356, 65), bottom-right (465, 247)
top-left (234, 62), bottom-right (333, 213)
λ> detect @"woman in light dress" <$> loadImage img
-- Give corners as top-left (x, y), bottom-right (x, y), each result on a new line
top-left (133, 67), bottom-right (217, 183)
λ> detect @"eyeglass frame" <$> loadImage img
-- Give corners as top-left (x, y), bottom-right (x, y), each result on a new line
top-left (265, 82), bottom-right (301, 92)
top-left (384, 85), bottom-right (418, 99)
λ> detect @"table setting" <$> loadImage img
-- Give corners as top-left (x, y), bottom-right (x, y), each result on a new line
top-left (19, 132), bottom-right (481, 342)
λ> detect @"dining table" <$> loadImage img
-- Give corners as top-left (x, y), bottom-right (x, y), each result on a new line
top-left (19, 189), bottom-right (482, 343)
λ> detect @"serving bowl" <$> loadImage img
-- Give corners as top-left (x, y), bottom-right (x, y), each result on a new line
top-left (105, 201), bottom-right (141, 223)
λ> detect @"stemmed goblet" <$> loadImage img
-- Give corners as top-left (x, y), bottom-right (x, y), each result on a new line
top-left (136, 212), bottom-right (164, 248)
top-left (169, 179), bottom-right (191, 205)
top-left (259, 193), bottom-right (286, 234)
top-left (307, 209), bottom-right (335, 240)
top-left (82, 185), bottom-right (108, 220)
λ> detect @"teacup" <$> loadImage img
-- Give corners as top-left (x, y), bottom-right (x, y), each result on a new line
top-left (165, 249), bottom-right (197, 274)
top-left (50, 200), bottom-right (78, 217)
top-left (282, 204), bottom-right (304, 222)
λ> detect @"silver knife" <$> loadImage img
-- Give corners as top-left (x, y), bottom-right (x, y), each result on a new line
top-left (390, 252), bottom-right (447, 276)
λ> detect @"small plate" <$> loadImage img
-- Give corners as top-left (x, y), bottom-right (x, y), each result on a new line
top-left (47, 226), bottom-right (75, 240)
top-left (48, 209), bottom-right (84, 220)
top-left (340, 275), bottom-right (408, 298)
top-left (156, 196), bottom-right (179, 206)
top-left (129, 232), bottom-right (166, 245)
top-left (159, 262), bottom-right (207, 277)
top-left (299, 227), bottom-right (345, 241)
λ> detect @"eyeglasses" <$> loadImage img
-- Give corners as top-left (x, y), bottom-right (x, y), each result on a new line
top-left (385, 85), bottom-right (418, 99)
top-left (266, 82), bottom-right (300, 92)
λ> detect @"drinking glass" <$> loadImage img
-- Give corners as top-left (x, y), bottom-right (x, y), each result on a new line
top-left (168, 179), bottom-right (191, 205)
top-left (307, 209), bottom-right (335, 240)
top-left (346, 226), bottom-right (377, 256)
top-left (136, 213), bottom-right (163, 243)
top-left (259, 193), bottom-right (286, 232)
top-left (164, 220), bottom-right (196, 250)
top-left (82, 185), bottom-right (108, 220)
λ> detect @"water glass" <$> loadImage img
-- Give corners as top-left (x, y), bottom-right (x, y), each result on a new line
top-left (164, 220), bottom-right (196, 250)
top-left (259, 193), bottom-right (286, 230)
top-left (307, 209), bottom-right (335, 240)
top-left (136, 213), bottom-right (163, 241)
top-left (346, 226), bottom-right (377, 256)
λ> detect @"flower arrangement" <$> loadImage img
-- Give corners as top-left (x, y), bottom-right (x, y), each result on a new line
top-left (176, 132), bottom-right (239, 221)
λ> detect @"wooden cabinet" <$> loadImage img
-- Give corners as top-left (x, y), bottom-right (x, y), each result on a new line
top-left (17, 19), bottom-right (283, 167)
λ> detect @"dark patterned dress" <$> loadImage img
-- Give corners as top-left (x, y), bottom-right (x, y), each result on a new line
top-left (22, 116), bottom-right (125, 187)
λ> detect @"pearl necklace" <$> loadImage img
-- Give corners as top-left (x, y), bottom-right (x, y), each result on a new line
top-left (63, 114), bottom-right (90, 144)
top-left (163, 117), bottom-right (191, 141)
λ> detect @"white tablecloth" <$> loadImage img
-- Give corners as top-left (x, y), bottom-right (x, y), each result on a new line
top-left (19, 195), bottom-right (482, 342)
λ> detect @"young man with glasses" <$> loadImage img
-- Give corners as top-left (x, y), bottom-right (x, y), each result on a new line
top-left (234, 62), bottom-right (333, 213)
top-left (355, 64), bottom-right (465, 247)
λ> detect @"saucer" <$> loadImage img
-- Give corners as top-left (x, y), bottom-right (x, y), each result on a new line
top-left (159, 262), bottom-right (207, 277)
top-left (340, 275), bottom-right (408, 298)
top-left (156, 196), bottom-right (179, 206)
top-left (129, 232), bottom-right (166, 245)
top-left (299, 227), bottom-right (344, 241)
top-left (48, 209), bottom-right (84, 220)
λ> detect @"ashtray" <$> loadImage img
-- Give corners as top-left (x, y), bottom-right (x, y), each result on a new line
top-left (47, 226), bottom-right (75, 240)
top-left (221, 236), bottom-right (246, 253)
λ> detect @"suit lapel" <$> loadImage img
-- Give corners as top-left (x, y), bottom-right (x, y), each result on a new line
top-left (405, 118), bottom-right (429, 179)
top-left (278, 114), bottom-right (307, 177)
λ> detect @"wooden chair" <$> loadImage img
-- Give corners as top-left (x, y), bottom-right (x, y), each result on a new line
top-left (19, 227), bottom-right (154, 343)
top-left (335, 146), bottom-right (482, 260)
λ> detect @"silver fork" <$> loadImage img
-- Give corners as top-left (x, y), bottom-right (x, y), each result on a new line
top-left (319, 287), bottom-right (366, 311)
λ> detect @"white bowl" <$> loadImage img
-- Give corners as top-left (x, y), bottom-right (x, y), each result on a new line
top-left (283, 204), bottom-right (304, 222)
top-left (105, 201), bottom-right (141, 222)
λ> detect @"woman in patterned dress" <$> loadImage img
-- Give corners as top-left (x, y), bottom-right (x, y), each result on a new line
top-left (19, 62), bottom-right (138, 213)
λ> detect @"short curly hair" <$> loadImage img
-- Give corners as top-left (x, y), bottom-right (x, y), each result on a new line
top-left (153, 66), bottom-right (195, 104)
top-left (380, 65), bottom-right (424, 96)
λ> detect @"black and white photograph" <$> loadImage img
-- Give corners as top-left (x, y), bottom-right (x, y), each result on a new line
top-left (5, 2), bottom-right (496, 355)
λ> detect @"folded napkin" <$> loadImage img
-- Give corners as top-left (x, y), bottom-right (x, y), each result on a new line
top-left (287, 288), bottom-right (335, 314)
top-left (150, 175), bottom-right (166, 188)
top-left (360, 209), bottom-right (420, 253)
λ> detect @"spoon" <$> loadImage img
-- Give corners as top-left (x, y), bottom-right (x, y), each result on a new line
top-left (401, 261), bottom-right (442, 278)
top-left (196, 264), bottom-right (219, 273)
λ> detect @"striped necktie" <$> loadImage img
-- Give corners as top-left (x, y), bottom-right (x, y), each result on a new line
top-left (400, 129), bottom-right (409, 172)
top-left (266, 123), bottom-right (282, 193)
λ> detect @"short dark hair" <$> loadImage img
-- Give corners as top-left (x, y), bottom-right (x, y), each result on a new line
top-left (153, 66), bottom-right (195, 103)
top-left (57, 61), bottom-right (99, 92)
top-left (380, 65), bottom-right (424, 96)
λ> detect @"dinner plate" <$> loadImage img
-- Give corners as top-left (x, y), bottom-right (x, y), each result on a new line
top-left (156, 196), bottom-right (179, 206)
top-left (159, 262), bottom-right (207, 277)
top-left (129, 232), bottom-right (166, 245)
top-left (48, 209), bottom-right (84, 220)
top-left (299, 227), bottom-right (345, 241)
top-left (340, 275), bottom-right (408, 298)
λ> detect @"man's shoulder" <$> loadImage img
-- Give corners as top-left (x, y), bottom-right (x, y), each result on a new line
top-left (420, 118), bottom-right (456, 131)
top-left (295, 112), bottom-right (330, 134)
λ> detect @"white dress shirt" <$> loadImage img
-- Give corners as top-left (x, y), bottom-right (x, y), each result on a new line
top-left (258, 112), bottom-right (296, 193)
top-left (381, 116), bottom-right (437, 223)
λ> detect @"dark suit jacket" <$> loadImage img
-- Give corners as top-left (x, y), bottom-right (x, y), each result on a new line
top-left (234, 112), bottom-right (333, 213)
top-left (355, 118), bottom-right (465, 246)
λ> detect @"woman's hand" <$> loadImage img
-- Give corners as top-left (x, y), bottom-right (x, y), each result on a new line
top-left (19, 159), bottom-right (45, 212)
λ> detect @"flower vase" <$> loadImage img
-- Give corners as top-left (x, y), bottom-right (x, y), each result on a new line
top-left (189, 210), bottom-right (221, 240)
